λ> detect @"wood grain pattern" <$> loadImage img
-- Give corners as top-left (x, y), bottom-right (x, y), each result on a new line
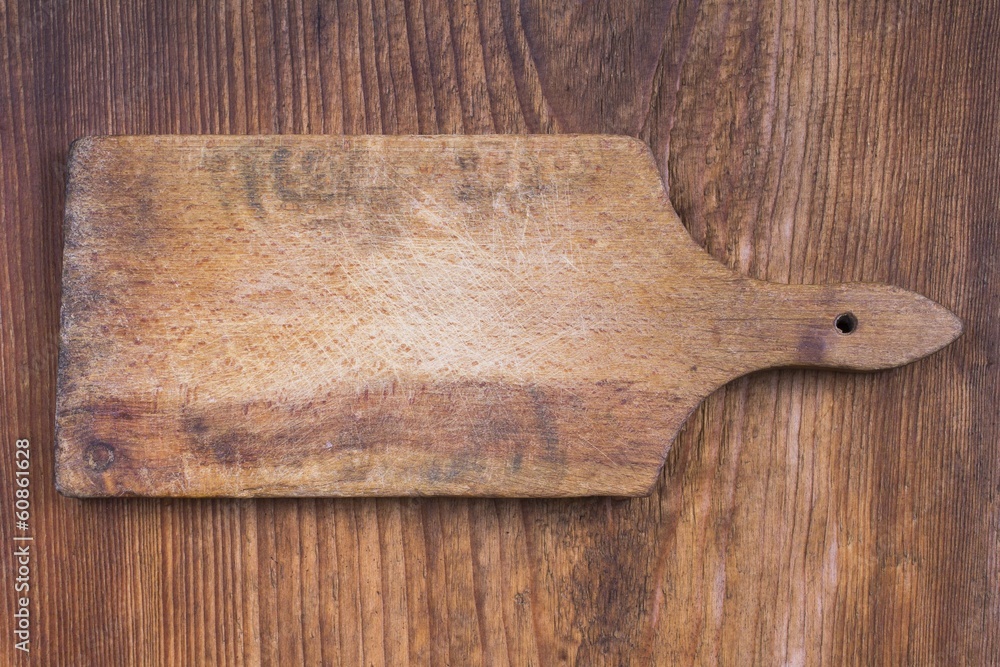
top-left (1, 0), bottom-right (997, 664)
top-left (56, 134), bottom-right (959, 497)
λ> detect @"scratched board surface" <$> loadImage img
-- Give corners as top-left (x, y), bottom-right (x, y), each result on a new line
top-left (56, 134), bottom-right (959, 498)
top-left (2, 1), bottom-right (997, 665)
top-left (58, 135), bottom-right (699, 496)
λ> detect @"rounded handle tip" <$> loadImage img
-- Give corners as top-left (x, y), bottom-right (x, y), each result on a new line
top-left (784, 283), bottom-right (962, 371)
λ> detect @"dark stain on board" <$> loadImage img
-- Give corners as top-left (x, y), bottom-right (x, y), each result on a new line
top-left (57, 378), bottom-right (680, 495)
top-left (201, 148), bottom-right (268, 217)
top-left (470, 416), bottom-right (523, 451)
top-left (183, 412), bottom-right (261, 465)
top-left (528, 386), bottom-right (562, 461)
top-left (266, 146), bottom-right (414, 224)
top-left (335, 412), bottom-right (403, 452)
top-left (796, 333), bottom-right (828, 366)
top-left (455, 153), bottom-right (479, 171)
top-left (424, 454), bottom-right (487, 484)
top-left (453, 181), bottom-right (487, 205)
top-left (271, 147), bottom-right (339, 204)
top-left (238, 151), bottom-right (265, 215)
top-left (207, 430), bottom-right (258, 465)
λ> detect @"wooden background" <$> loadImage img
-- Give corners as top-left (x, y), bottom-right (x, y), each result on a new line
top-left (1, 0), bottom-right (997, 664)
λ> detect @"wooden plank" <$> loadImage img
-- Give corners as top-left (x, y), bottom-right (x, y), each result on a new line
top-left (56, 134), bottom-right (958, 497)
top-left (0, 0), bottom-right (996, 664)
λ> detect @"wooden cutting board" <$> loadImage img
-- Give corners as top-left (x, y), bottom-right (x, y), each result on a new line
top-left (56, 135), bottom-right (962, 497)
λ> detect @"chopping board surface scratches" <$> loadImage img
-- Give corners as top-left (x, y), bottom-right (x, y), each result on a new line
top-left (56, 135), bottom-right (961, 497)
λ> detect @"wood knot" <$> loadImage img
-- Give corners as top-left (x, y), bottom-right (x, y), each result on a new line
top-left (84, 441), bottom-right (115, 472)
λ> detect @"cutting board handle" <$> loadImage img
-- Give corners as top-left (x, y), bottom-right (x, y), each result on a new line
top-left (733, 279), bottom-right (962, 373)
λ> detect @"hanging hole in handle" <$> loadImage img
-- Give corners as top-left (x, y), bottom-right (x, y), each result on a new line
top-left (835, 312), bottom-right (858, 335)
